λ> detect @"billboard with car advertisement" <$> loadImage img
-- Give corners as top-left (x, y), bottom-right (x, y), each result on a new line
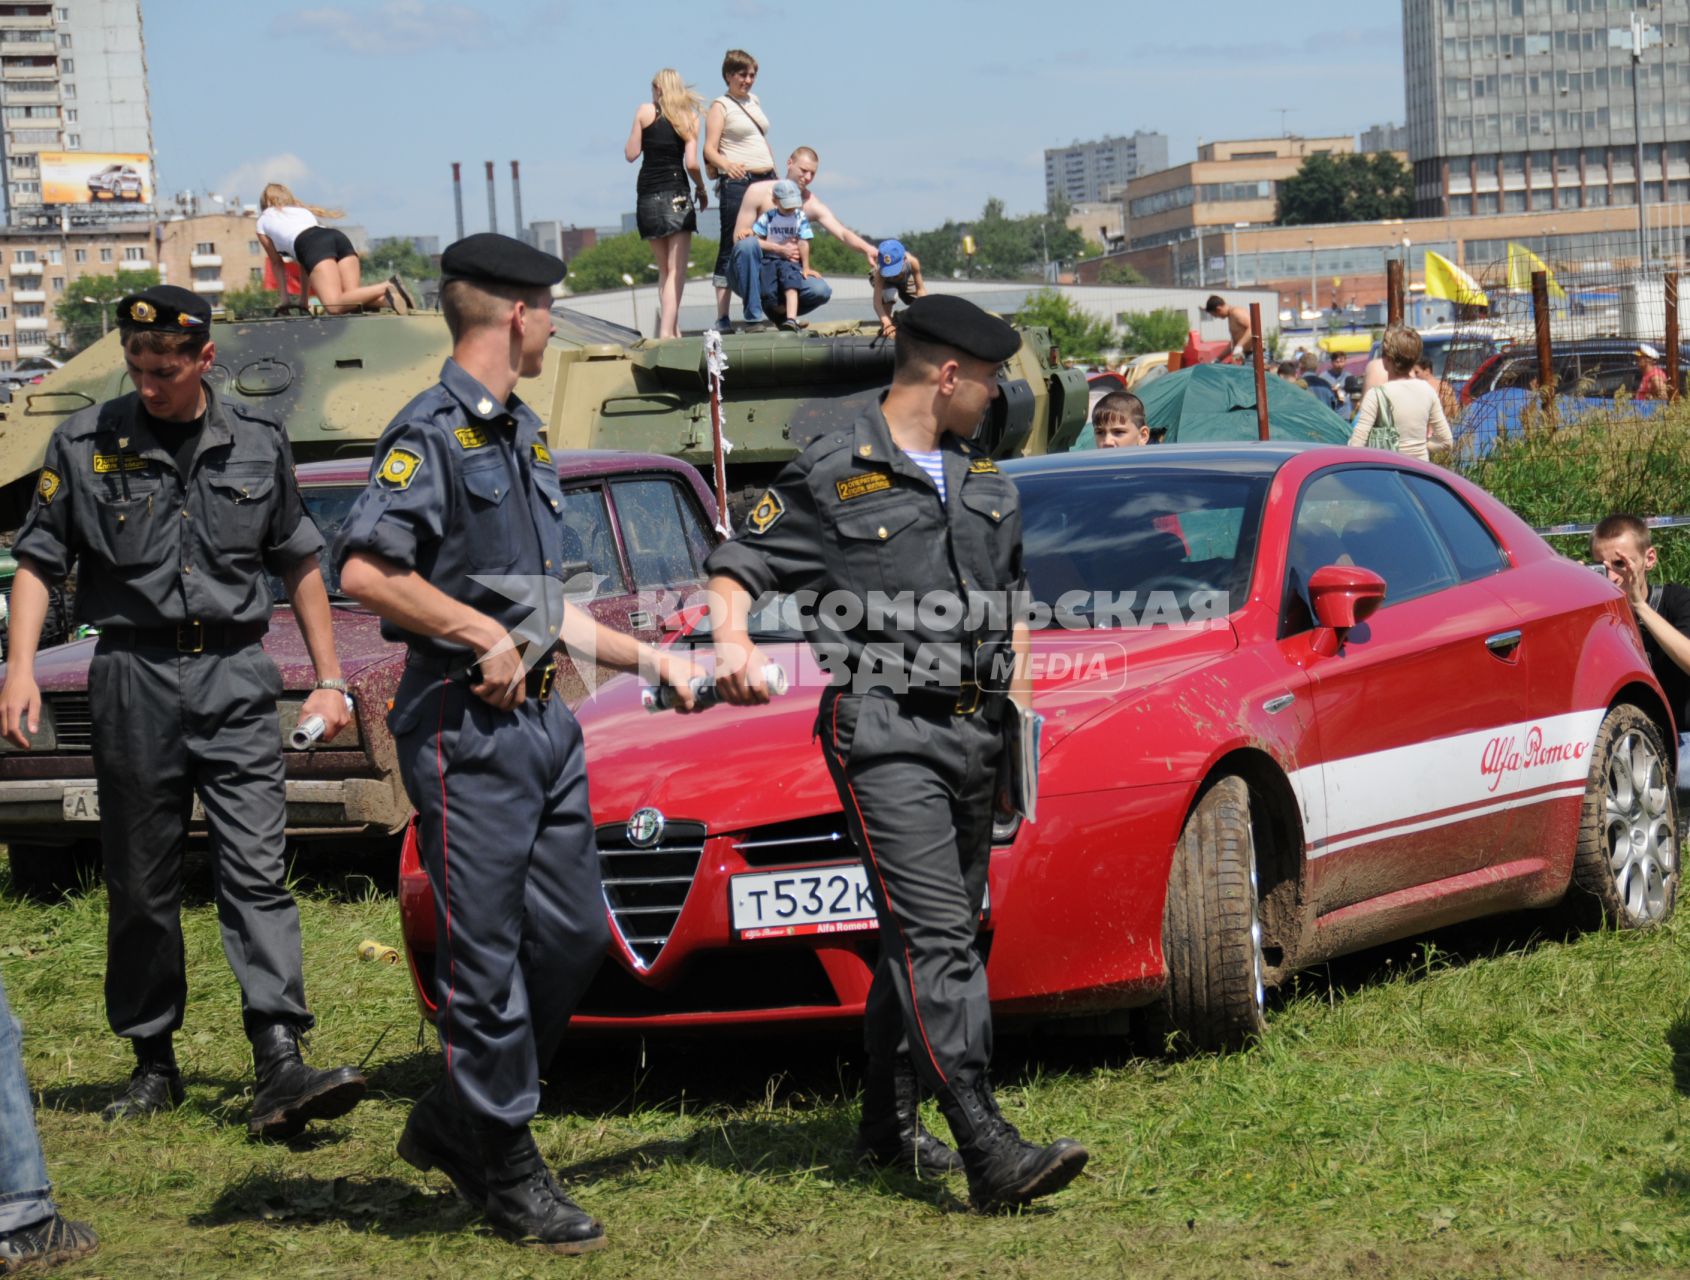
top-left (39, 152), bottom-right (153, 205)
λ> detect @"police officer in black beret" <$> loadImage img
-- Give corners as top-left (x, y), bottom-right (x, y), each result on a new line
top-left (336, 233), bottom-right (706, 1255)
top-left (707, 293), bottom-right (1090, 1210)
top-left (0, 284), bottom-right (366, 1138)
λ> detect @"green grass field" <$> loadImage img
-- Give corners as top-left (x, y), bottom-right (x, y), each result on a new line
top-left (6, 854), bottom-right (1690, 1279)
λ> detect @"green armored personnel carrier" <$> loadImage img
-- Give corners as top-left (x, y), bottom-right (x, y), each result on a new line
top-left (0, 308), bottom-right (1089, 525)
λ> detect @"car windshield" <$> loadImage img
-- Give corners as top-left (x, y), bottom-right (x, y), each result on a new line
top-left (268, 484), bottom-right (362, 604)
top-left (1015, 466), bottom-right (1270, 627)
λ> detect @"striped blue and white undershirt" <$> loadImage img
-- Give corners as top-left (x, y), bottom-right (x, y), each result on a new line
top-left (904, 449), bottom-right (946, 501)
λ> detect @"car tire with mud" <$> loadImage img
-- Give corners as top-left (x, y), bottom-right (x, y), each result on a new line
top-left (1567, 703), bottom-right (1678, 929)
top-left (1137, 774), bottom-right (1267, 1055)
top-left (4, 839), bottom-right (102, 901)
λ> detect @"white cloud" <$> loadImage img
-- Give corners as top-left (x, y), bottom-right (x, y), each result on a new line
top-left (278, 1), bottom-right (493, 54)
top-left (214, 153), bottom-right (314, 205)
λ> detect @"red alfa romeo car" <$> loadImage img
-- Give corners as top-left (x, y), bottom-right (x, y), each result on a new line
top-left (398, 443), bottom-right (1678, 1051)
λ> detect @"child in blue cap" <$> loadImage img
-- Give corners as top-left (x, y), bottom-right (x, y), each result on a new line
top-left (750, 179), bottom-right (812, 330)
top-left (871, 238), bottom-right (925, 336)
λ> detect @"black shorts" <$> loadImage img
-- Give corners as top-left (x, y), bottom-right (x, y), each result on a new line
top-left (293, 225), bottom-right (356, 274)
top-left (636, 190), bottom-right (697, 240)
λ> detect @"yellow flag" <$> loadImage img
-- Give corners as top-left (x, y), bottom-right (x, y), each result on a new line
top-left (1506, 242), bottom-right (1566, 299)
top-left (1423, 251), bottom-right (1489, 307)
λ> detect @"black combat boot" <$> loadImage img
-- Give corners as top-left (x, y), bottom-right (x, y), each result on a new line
top-left (478, 1126), bottom-right (607, 1255)
top-left (939, 1078), bottom-right (1089, 1212)
top-left (101, 1033), bottom-right (183, 1122)
top-left (247, 1022), bottom-right (366, 1140)
top-left (397, 1081), bottom-right (486, 1204)
top-left (855, 1055), bottom-right (965, 1176)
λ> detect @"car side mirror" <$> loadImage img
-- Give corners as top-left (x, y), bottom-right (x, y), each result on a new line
top-left (1307, 564), bottom-right (1386, 657)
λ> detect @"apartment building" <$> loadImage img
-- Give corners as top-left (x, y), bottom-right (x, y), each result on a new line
top-left (1403, 0), bottom-right (1690, 217)
top-left (156, 212), bottom-right (272, 304)
top-left (0, 221), bottom-right (146, 365)
top-left (0, 0), bottom-right (152, 223)
top-left (1043, 132), bottom-right (1169, 206)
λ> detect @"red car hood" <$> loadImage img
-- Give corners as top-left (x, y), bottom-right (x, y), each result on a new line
top-left (26, 605), bottom-right (400, 694)
top-left (575, 622), bottom-right (1238, 826)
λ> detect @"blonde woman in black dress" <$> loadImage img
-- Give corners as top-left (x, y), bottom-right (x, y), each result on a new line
top-left (625, 69), bottom-right (707, 338)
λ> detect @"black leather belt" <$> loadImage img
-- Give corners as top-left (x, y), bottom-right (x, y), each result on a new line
top-left (894, 682), bottom-right (1003, 720)
top-left (101, 621), bottom-right (268, 654)
top-left (406, 649), bottom-right (562, 703)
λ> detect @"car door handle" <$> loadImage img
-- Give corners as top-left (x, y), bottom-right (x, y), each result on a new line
top-left (629, 611), bottom-right (654, 629)
top-left (1484, 629), bottom-right (1523, 658)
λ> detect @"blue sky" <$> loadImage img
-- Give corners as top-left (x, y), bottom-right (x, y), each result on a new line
top-left (145, 0), bottom-right (1406, 242)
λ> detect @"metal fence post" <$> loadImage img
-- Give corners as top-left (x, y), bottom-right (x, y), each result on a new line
top-left (1532, 269), bottom-right (1555, 424)
top-left (1668, 271), bottom-right (1681, 402)
top-left (1386, 259), bottom-right (1404, 326)
top-left (1250, 302), bottom-right (1269, 441)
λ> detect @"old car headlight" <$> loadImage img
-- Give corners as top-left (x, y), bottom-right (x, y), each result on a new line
top-left (0, 702), bottom-right (54, 752)
top-left (278, 698), bottom-right (361, 750)
top-left (991, 811), bottom-right (1021, 846)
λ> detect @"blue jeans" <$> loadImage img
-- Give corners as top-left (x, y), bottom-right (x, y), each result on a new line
top-left (727, 236), bottom-right (833, 322)
top-left (0, 973), bottom-right (53, 1236)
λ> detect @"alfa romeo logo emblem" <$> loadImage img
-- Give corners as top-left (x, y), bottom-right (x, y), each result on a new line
top-left (626, 807), bottom-right (666, 848)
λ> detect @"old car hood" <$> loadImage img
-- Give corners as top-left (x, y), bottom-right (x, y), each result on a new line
top-left (24, 605), bottom-right (400, 694)
top-left (576, 623), bottom-right (1239, 826)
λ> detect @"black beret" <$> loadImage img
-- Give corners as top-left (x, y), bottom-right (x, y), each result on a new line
top-left (897, 294), bottom-right (1020, 363)
top-left (116, 285), bottom-right (211, 334)
top-left (440, 232), bottom-right (566, 288)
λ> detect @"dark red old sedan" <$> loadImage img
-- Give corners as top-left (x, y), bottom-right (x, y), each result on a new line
top-left (0, 451), bottom-right (718, 895)
top-left (398, 444), bottom-right (1677, 1051)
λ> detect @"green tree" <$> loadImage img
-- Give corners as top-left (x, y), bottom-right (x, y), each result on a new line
top-left (1118, 308), bottom-right (1190, 356)
top-left (1276, 151), bottom-right (1411, 225)
top-left (807, 232), bottom-right (870, 276)
top-left (1096, 259), bottom-right (1148, 286)
top-left (898, 197), bottom-right (1089, 283)
top-left (564, 232), bottom-right (717, 294)
top-left (365, 238), bottom-right (433, 282)
top-left (221, 282), bottom-right (282, 320)
top-left (55, 268), bottom-right (160, 353)
top-left (1016, 289), bottom-right (1116, 361)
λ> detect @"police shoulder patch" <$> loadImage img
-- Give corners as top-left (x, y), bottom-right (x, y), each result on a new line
top-left (454, 425), bottom-right (489, 450)
top-left (836, 471), bottom-right (893, 502)
top-left (532, 441), bottom-right (553, 466)
top-left (37, 468), bottom-right (60, 504)
top-left (377, 447), bottom-right (423, 489)
top-left (747, 489), bottom-right (785, 534)
top-left (968, 457), bottom-right (1000, 474)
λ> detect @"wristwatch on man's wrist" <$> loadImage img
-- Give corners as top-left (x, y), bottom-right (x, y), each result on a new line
top-left (314, 678), bottom-right (349, 693)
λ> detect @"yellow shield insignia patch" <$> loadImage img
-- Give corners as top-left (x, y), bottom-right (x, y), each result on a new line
top-left (836, 472), bottom-right (893, 502)
top-left (968, 457), bottom-right (1000, 474)
top-left (747, 489), bottom-right (785, 534)
top-left (454, 426), bottom-right (489, 450)
top-left (92, 452), bottom-right (147, 474)
top-left (532, 442), bottom-right (553, 466)
top-left (377, 447), bottom-right (422, 490)
top-left (37, 468), bottom-right (60, 504)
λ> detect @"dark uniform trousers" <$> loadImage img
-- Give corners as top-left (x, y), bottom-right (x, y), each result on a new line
top-left (91, 640), bottom-right (307, 1041)
top-left (10, 384), bottom-right (326, 1045)
top-left (820, 690), bottom-right (1002, 1093)
top-left (704, 397), bottom-right (1028, 1110)
top-left (335, 358), bottom-right (601, 1136)
top-left (391, 670), bottom-right (608, 1133)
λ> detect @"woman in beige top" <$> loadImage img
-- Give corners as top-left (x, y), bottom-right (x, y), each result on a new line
top-left (1347, 324), bottom-right (1454, 460)
top-left (702, 48), bottom-right (777, 332)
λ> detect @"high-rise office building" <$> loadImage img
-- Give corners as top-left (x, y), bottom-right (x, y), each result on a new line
top-left (1404, 0), bottom-right (1690, 218)
top-left (1043, 132), bottom-right (1169, 206)
top-left (0, 0), bottom-right (152, 224)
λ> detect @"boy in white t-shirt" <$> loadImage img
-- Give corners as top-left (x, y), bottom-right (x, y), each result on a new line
top-left (750, 179), bottom-right (812, 330)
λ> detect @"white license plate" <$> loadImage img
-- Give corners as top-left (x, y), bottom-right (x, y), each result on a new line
top-left (730, 865), bottom-right (879, 940)
top-left (62, 786), bottom-right (99, 821)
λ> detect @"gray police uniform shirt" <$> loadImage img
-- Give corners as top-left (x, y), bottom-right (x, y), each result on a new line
top-left (13, 385), bottom-right (322, 627)
top-left (332, 358), bottom-right (567, 662)
top-left (704, 397), bottom-right (1026, 694)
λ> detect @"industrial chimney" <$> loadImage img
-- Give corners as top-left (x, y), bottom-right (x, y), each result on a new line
top-left (485, 161), bottom-right (498, 235)
top-left (451, 163), bottom-right (465, 241)
top-left (510, 160), bottom-right (525, 243)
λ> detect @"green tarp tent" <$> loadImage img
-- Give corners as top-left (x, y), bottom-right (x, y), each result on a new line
top-left (1072, 363), bottom-right (1352, 448)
